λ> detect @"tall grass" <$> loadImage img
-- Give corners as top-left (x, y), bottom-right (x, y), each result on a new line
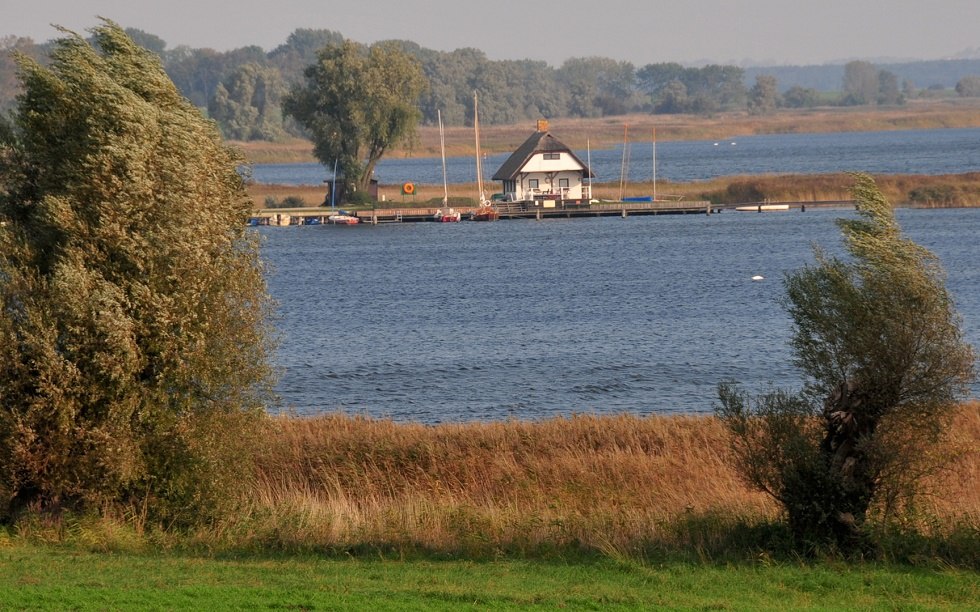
top-left (7, 405), bottom-right (977, 562)
top-left (212, 404), bottom-right (980, 560)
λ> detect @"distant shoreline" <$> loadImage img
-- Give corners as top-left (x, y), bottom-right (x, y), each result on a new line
top-left (248, 171), bottom-right (980, 210)
top-left (234, 98), bottom-right (980, 165)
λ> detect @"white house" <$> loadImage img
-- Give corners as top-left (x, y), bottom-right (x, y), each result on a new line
top-left (492, 120), bottom-right (593, 204)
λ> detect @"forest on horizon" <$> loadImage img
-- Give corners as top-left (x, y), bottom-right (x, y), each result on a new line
top-left (3, 26), bottom-right (980, 142)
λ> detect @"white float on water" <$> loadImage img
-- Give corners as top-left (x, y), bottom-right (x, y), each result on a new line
top-left (751, 275), bottom-right (765, 281)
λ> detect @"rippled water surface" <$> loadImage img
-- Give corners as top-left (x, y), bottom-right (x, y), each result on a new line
top-left (260, 208), bottom-right (980, 422)
top-left (252, 127), bottom-right (980, 187)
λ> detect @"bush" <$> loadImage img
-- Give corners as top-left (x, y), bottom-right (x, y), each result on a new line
top-left (264, 195), bottom-right (307, 209)
top-left (717, 174), bottom-right (975, 554)
top-left (907, 185), bottom-right (958, 206)
top-left (0, 22), bottom-right (274, 526)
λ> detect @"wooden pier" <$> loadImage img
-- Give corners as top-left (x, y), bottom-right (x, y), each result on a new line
top-left (250, 200), bottom-right (856, 225)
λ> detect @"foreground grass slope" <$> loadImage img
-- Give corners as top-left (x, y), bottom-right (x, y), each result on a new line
top-left (1, 546), bottom-right (978, 610)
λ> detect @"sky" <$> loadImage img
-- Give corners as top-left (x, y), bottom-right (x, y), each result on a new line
top-left (3, 0), bottom-right (980, 67)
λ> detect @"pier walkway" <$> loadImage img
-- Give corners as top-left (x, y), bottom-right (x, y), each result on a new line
top-left (250, 200), bottom-right (855, 225)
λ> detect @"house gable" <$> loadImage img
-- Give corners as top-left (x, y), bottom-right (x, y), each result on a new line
top-left (492, 131), bottom-right (594, 181)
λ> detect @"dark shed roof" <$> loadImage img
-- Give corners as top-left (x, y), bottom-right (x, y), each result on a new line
top-left (492, 131), bottom-right (594, 181)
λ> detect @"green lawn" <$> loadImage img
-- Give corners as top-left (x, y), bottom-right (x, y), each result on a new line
top-left (0, 546), bottom-right (977, 610)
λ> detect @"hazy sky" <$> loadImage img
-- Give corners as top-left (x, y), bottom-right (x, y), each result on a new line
top-left (4, 0), bottom-right (979, 66)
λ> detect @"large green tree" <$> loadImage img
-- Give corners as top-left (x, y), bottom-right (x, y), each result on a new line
top-left (0, 21), bottom-right (274, 523)
top-left (842, 60), bottom-right (879, 105)
top-left (209, 62), bottom-right (287, 141)
top-left (717, 174), bottom-right (975, 552)
top-left (282, 40), bottom-right (425, 198)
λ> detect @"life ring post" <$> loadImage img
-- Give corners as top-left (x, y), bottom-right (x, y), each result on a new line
top-left (402, 182), bottom-right (416, 198)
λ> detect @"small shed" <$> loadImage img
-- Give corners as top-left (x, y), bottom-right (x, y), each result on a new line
top-left (323, 178), bottom-right (379, 206)
top-left (492, 120), bottom-right (594, 203)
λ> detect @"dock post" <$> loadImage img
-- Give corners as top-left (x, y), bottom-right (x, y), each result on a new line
top-left (536, 209), bottom-right (542, 220)
top-left (706, 203), bottom-right (711, 215)
top-left (621, 207), bottom-right (627, 218)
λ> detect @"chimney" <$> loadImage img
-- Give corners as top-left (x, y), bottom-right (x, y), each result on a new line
top-left (536, 119), bottom-right (549, 132)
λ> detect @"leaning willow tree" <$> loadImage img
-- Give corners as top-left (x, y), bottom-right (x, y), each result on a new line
top-left (0, 22), bottom-right (275, 523)
top-left (717, 174), bottom-right (975, 553)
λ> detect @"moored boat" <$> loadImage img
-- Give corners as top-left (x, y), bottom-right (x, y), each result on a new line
top-left (434, 208), bottom-right (461, 222)
top-left (735, 203), bottom-right (790, 212)
top-left (470, 204), bottom-right (499, 221)
top-left (328, 211), bottom-right (360, 224)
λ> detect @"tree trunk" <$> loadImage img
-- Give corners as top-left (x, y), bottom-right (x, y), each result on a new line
top-left (819, 380), bottom-right (878, 552)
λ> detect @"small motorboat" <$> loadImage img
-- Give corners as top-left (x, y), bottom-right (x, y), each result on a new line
top-left (735, 203), bottom-right (790, 212)
top-left (328, 211), bottom-right (360, 225)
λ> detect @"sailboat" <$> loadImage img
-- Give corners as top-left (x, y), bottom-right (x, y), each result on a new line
top-left (620, 124), bottom-right (657, 203)
top-left (470, 92), bottom-right (499, 221)
top-left (433, 109), bottom-right (462, 222)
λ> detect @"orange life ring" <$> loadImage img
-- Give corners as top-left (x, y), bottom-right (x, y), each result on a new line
top-left (402, 182), bottom-right (415, 195)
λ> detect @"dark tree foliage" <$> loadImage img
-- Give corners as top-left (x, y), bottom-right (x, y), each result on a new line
top-left (282, 40), bottom-right (426, 198)
top-left (717, 174), bottom-right (975, 554)
top-left (0, 21), bottom-right (275, 524)
top-left (11, 26), bottom-right (980, 136)
top-left (209, 62), bottom-right (288, 141)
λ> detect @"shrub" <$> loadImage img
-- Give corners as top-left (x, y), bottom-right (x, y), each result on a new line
top-left (717, 174), bottom-right (975, 554)
top-left (0, 22), bottom-right (274, 525)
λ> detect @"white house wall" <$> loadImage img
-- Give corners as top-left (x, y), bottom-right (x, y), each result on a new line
top-left (520, 152), bottom-right (584, 174)
top-left (517, 170), bottom-right (585, 200)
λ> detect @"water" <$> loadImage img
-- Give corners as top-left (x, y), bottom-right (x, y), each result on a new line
top-left (260, 208), bottom-right (980, 422)
top-left (251, 127), bottom-right (980, 187)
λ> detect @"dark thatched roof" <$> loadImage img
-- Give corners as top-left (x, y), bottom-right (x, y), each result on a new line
top-left (492, 131), bottom-right (594, 181)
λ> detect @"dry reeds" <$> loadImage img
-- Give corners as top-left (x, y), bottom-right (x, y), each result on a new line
top-left (234, 404), bottom-right (979, 556)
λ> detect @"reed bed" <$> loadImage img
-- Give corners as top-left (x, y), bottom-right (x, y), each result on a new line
top-left (246, 172), bottom-right (980, 210)
top-left (233, 404), bottom-right (979, 558)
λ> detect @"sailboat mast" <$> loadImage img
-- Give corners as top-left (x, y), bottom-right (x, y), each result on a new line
top-left (652, 127), bottom-right (657, 202)
top-left (619, 124), bottom-right (629, 201)
top-left (474, 92), bottom-right (485, 205)
top-left (587, 138), bottom-right (592, 202)
top-left (438, 109), bottom-right (448, 206)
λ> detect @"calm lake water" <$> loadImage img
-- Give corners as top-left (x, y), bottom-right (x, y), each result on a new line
top-left (251, 127), bottom-right (980, 187)
top-left (259, 208), bottom-right (980, 422)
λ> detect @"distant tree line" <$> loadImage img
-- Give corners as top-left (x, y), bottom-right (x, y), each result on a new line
top-left (4, 30), bottom-right (980, 141)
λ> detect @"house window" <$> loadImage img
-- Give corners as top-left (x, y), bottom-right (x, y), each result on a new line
top-left (543, 153), bottom-right (560, 160)
top-left (558, 178), bottom-right (569, 188)
top-left (528, 179), bottom-right (539, 189)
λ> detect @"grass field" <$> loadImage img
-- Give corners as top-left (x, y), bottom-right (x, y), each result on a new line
top-left (1, 545), bottom-right (978, 609)
top-left (1, 407), bottom-right (976, 608)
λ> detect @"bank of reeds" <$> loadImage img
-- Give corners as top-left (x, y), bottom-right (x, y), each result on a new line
top-left (217, 404), bottom-right (979, 561)
top-left (6, 405), bottom-right (977, 562)
top-left (247, 172), bottom-right (980, 210)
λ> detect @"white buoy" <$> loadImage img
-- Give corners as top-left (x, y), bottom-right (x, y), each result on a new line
top-left (751, 275), bottom-right (764, 281)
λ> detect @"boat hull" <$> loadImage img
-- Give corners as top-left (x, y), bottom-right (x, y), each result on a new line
top-left (735, 204), bottom-right (790, 212)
